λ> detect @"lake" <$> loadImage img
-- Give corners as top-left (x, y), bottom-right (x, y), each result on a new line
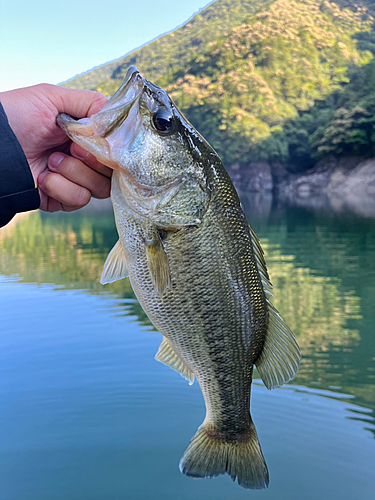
top-left (0, 197), bottom-right (374, 500)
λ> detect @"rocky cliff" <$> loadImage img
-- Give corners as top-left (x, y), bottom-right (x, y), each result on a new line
top-left (227, 157), bottom-right (375, 217)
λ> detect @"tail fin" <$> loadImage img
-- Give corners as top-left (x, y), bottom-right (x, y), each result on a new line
top-left (179, 420), bottom-right (269, 489)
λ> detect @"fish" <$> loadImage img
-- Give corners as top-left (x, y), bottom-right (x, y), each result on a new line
top-left (57, 66), bottom-right (301, 489)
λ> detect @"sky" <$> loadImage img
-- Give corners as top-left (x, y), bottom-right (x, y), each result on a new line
top-left (0, 0), bottom-right (212, 92)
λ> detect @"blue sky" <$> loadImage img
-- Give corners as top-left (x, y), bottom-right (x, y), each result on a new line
top-left (1, 0), bottom-right (211, 92)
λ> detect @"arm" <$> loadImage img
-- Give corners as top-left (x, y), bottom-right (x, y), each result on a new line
top-left (0, 84), bottom-right (112, 227)
top-left (0, 103), bottom-right (40, 227)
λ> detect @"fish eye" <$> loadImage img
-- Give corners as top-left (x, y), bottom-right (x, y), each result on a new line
top-left (152, 108), bottom-right (175, 134)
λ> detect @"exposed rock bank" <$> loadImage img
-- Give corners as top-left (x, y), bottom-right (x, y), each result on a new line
top-left (227, 157), bottom-right (375, 218)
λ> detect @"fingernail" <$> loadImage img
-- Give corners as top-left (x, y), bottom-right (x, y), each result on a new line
top-left (72, 144), bottom-right (90, 159)
top-left (48, 152), bottom-right (65, 169)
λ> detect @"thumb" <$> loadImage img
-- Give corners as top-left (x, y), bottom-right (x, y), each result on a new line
top-left (53, 86), bottom-right (108, 118)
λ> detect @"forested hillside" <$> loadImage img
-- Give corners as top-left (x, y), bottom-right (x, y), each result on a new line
top-left (64, 0), bottom-right (375, 172)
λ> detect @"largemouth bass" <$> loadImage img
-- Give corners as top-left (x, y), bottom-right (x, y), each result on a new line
top-left (57, 66), bottom-right (301, 489)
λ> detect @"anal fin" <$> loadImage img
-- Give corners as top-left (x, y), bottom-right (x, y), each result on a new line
top-left (155, 337), bottom-right (194, 385)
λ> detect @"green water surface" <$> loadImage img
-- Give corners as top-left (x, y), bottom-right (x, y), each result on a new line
top-left (0, 199), bottom-right (374, 499)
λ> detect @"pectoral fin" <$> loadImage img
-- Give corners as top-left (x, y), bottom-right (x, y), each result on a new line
top-left (155, 337), bottom-right (195, 385)
top-left (100, 240), bottom-right (128, 285)
top-left (153, 178), bottom-right (209, 228)
top-left (144, 232), bottom-right (171, 297)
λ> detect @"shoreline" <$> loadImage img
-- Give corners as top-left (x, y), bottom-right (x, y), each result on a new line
top-left (227, 156), bottom-right (375, 219)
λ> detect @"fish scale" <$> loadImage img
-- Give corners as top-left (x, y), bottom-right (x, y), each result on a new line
top-left (57, 65), bottom-right (301, 490)
top-left (119, 165), bottom-right (267, 436)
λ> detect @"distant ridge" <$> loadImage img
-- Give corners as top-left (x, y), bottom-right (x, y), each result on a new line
top-left (61, 0), bottom-right (216, 89)
top-left (63, 0), bottom-right (375, 172)
top-left (62, 0), bottom-right (270, 91)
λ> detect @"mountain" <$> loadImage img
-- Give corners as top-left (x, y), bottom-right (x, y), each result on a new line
top-left (63, 0), bottom-right (271, 92)
top-left (64, 0), bottom-right (375, 172)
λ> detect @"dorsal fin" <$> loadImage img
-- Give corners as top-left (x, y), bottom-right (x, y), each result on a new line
top-left (249, 224), bottom-right (301, 389)
top-left (248, 225), bottom-right (273, 296)
top-left (155, 337), bottom-right (195, 385)
top-left (255, 302), bottom-right (301, 389)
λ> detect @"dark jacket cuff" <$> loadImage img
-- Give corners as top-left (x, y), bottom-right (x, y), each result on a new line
top-left (0, 101), bottom-right (40, 227)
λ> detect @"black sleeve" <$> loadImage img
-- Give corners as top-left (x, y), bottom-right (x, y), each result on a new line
top-left (0, 102), bottom-right (40, 228)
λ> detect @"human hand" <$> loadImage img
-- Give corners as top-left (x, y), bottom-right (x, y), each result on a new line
top-left (0, 84), bottom-right (112, 212)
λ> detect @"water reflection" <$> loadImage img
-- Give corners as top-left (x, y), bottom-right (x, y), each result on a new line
top-left (0, 210), bottom-right (151, 326)
top-left (0, 273), bottom-right (373, 500)
top-left (0, 201), bottom-right (374, 417)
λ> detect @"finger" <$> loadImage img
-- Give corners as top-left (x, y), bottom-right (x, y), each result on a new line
top-left (70, 143), bottom-right (112, 178)
top-left (48, 153), bottom-right (111, 199)
top-left (39, 188), bottom-right (65, 213)
top-left (38, 188), bottom-right (50, 212)
top-left (38, 171), bottom-right (91, 209)
top-left (48, 197), bottom-right (64, 213)
top-left (53, 86), bottom-right (108, 118)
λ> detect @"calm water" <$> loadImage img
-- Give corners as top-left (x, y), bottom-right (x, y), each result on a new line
top-left (0, 198), bottom-right (374, 500)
